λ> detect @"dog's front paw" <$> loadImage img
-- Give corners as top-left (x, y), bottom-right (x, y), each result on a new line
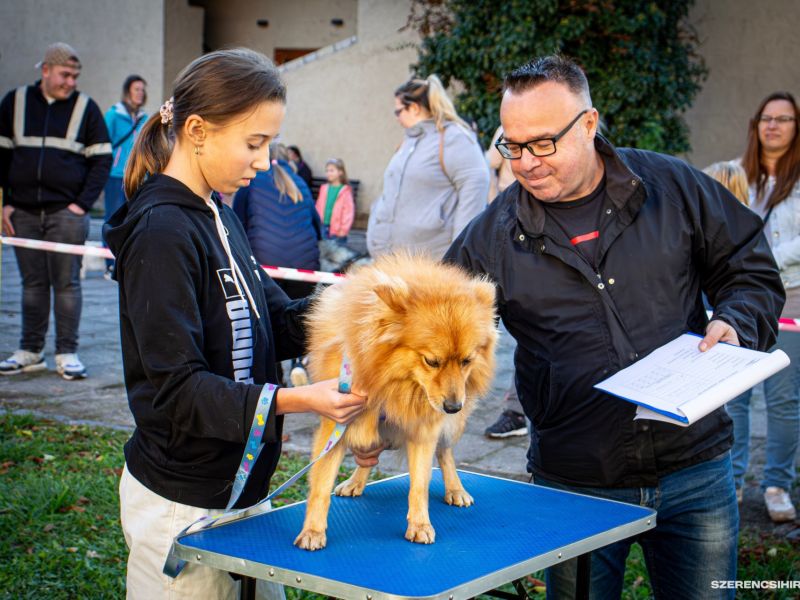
top-left (334, 478), bottom-right (366, 497)
top-left (405, 522), bottom-right (436, 544)
top-left (294, 529), bottom-right (327, 551)
top-left (445, 488), bottom-right (474, 507)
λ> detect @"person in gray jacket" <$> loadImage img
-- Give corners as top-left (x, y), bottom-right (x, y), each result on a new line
top-left (367, 75), bottom-right (489, 259)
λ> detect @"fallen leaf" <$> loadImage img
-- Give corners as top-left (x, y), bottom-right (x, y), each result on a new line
top-left (767, 547), bottom-right (778, 557)
top-left (43, 524), bottom-right (55, 533)
top-left (86, 550), bottom-right (100, 559)
top-left (43, 454), bottom-right (55, 462)
top-left (66, 547), bottom-right (78, 553)
top-left (76, 496), bottom-right (91, 505)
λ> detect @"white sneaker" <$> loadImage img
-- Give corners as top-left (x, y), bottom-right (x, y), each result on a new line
top-left (0, 350), bottom-right (46, 375)
top-left (55, 353), bottom-right (87, 380)
top-left (764, 486), bottom-right (796, 522)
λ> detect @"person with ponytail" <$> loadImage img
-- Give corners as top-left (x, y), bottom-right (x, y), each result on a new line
top-left (727, 91), bottom-right (800, 522)
top-left (103, 49), bottom-right (366, 598)
top-left (366, 74), bottom-right (489, 259)
top-left (233, 143), bottom-right (321, 299)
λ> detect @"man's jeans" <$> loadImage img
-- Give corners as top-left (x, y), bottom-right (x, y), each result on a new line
top-left (536, 452), bottom-right (738, 600)
top-left (727, 329), bottom-right (800, 492)
top-left (11, 207), bottom-right (90, 354)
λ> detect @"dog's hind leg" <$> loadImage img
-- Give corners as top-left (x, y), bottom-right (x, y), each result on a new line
top-left (334, 465), bottom-right (371, 497)
top-left (436, 445), bottom-right (474, 507)
top-left (294, 419), bottom-right (347, 551)
top-left (405, 439), bottom-right (437, 544)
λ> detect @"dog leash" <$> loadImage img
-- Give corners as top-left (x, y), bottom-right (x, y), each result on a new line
top-left (163, 355), bottom-right (351, 578)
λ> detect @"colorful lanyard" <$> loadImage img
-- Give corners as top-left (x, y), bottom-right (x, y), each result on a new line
top-left (163, 355), bottom-right (352, 578)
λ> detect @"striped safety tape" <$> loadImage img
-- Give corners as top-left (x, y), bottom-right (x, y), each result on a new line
top-left (1, 235), bottom-right (347, 284)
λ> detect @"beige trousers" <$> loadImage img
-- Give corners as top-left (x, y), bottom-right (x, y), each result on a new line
top-left (119, 464), bottom-right (285, 600)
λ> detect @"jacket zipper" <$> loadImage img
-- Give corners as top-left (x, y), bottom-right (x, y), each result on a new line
top-left (36, 101), bottom-right (51, 205)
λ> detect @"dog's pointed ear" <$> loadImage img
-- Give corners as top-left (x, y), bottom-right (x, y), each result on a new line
top-left (374, 282), bottom-right (408, 314)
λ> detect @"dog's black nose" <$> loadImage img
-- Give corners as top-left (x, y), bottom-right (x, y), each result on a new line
top-left (443, 400), bottom-right (462, 414)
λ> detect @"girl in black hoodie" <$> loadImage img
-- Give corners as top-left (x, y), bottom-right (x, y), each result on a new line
top-left (105, 49), bottom-right (367, 598)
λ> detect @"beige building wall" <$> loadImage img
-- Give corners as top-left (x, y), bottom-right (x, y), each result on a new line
top-left (163, 0), bottom-right (205, 96)
top-left (202, 0), bottom-right (357, 60)
top-left (278, 0), bottom-right (418, 220)
top-left (0, 0), bottom-right (165, 118)
top-left (685, 0), bottom-right (800, 167)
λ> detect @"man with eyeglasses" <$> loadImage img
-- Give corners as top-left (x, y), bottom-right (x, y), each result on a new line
top-left (445, 55), bottom-right (784, 599)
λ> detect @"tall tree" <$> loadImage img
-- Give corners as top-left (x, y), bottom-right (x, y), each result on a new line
top-left (406, 0), bottom-right (707, 154)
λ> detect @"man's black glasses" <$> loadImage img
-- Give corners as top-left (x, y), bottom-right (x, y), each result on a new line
top-left (495, 109), bottom-right (589, 159)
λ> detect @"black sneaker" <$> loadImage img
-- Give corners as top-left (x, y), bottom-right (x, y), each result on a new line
top-left (484, 410), bottom-right (527, 439)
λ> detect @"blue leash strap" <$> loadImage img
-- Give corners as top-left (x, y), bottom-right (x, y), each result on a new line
top-left (163, 355), bottom-right (352, 578)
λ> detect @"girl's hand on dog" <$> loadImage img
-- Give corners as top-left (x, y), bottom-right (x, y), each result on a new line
top-left (276, 379), bottom-right (367, 424)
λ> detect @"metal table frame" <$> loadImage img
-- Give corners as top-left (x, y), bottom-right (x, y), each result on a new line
top-left (174, 470), bottom-right (656, 600)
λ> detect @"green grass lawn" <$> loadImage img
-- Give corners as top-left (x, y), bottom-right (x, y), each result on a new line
top-left (1, 413), bottom-right (798, 599)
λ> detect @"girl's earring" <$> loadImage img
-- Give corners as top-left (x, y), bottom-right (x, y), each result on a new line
top-left (194, 146), bottom-right (201, 156)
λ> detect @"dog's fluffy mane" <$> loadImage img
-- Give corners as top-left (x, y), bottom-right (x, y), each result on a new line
top-left (304, 253), bottom-right (497, 423)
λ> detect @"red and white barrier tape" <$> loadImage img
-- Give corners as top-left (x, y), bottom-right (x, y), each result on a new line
top-left (2, 235), bottom-right (114, 258)
top-left (5, 235), bottom-right (800, 330)
top-left (778, 318), bottom-right (800, 333)
top-left (0, 235), bottom-right (346, 284)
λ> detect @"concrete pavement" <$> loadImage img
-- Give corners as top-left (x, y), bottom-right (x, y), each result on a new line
top-left (0, 221), bottom-right (797, 535)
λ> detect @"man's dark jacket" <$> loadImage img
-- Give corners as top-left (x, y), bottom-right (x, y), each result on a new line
top-left (0, 83), bottom-right (111, 213)
top-left (445, 136), bottom-right (785, 488)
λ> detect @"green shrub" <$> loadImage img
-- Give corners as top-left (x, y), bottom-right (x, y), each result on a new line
top-left (406, 0), bottom-right (707, 154)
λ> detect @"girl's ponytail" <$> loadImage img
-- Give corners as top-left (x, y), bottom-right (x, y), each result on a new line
top-left (123, 112), bottom-right (172, 199)
top-left (272, 160), bottom-right (302, 203)
top-left (425, 74), bottom-right (471, 134)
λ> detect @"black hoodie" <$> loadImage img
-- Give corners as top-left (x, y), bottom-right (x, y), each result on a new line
top-left (105, 174), bottom-right (308, 508)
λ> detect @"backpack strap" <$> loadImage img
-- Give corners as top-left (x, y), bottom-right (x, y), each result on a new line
top-left (438, 127), bottom-right (452, 184)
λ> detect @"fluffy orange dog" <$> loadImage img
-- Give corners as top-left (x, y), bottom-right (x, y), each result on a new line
top-left (294, 253), bottom-right (497, 551)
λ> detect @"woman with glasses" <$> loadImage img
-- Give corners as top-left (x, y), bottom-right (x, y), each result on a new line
top-left (366, 75), bottom-right (489, 259)
top-left (727, 91), bottom-right (800, 521)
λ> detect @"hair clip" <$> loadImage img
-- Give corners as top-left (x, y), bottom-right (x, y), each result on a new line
top-left (160, 97), bottom-right (174, 125)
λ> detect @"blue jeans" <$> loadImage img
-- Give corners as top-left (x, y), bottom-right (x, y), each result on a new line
top-left (322, 225), bottom-right (347, 245)
top-left (103, 176), bottom-right (126, 269)
top-left (727, 329), bottom-right (800, 491)
top-left (537, 452), bottom-right (738, 600)
top-left (11, 207), bottom-right (90, 354)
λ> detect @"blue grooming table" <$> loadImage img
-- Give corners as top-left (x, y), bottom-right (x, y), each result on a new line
top-left (174, 470), bottom-right (655, 599)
